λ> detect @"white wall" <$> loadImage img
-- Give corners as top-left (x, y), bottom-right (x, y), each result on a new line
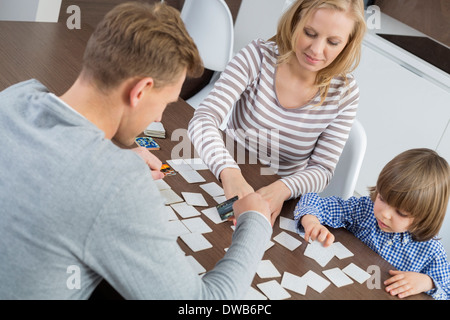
top-left (0, 0), bottom-right (61, 22)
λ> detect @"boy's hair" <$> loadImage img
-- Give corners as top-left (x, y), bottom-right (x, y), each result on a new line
top-left (81, 1), bottom-right (203, 91)
top-left (369, 148), bottom-right (450, 242)
top-left (270, 0), bottom-right (366, 105)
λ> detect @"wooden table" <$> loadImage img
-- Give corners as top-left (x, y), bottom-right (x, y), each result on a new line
top-left (155, 100), bottom-right (432, 301)
top-left (0, 19), bottom-right (432, 300)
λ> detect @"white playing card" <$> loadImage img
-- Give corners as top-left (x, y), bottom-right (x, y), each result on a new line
top-left (184, 158), bottom-right (209, 170)
top-left (181, 192), bottom-right (208, 206)
top-left (279, 216), bottom-right (298, 233)
top-left (186, 255), bottom-right (206, 274)
top-left (201, 207), bottom-right (225, 224)
top-left (178, 169), bottom-right (206, 183)
top-left (265, 240), bottom-right (275, 251)
top-left (154, 178), bottom-right (171, 191)
top-left (199, 182), bottom-right (224, 197)
top-left (213, 195), bottom-right (227, 204)
top-left (163, 205), bottom-right (178, 221)
top-left (342, 263), bottom-right (371, 284)
top-left (181, 217), bottom-right (213, 234)
top-left (322, 268), bottom-right (354, 288)
top-left (166, 159), bottom-right (191, 172)
top-left (331, 242), bottom-right (354, 260)
top-left (242, 286), bottom-right (268, 300)
top-left (256, 260), bottom-right (281, 279)
top-left (257, 280), bottom-right (291, 300)
top-left (302, 270), bottom-right (331, 294)
top-left (281, 272), bottom-right (307, 295)
top-left (160, 188), bottom-right (183, 205)
top-left (170, 202), bottom-right (201, 218)
top-left (273, 231), bottom-right (302, 251)
top-left (303, 240), bottom-right (335, 267)
top-left (179, 233), bottom-right (212, 252)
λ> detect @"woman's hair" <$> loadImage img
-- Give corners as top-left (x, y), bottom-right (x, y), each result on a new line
top-left (81, 2), bottom-right (203, 91)
top-left (271, 0), bottom-right (366, 105)
top-left (369, 148), bottom-right (450, 242)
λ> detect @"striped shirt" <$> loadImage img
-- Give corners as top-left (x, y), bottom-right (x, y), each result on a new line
top-left (188, 39), bottom-right (360, 199)
top-left (293, 193), bottom-right (450, 300)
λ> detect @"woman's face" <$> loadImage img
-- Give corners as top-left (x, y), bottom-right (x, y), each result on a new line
top-left (294, 8), bottom-right (355, 73)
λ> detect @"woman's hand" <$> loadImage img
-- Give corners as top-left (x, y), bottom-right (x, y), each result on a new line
top-left (300, 214), bottom-right (335, 247)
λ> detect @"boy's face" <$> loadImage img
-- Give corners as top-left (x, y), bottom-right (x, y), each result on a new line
top-left (373, 194), bottom-right (414, 233)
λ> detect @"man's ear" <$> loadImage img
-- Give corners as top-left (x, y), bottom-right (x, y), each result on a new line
top-left (129, 77), bottom-right (154, 108)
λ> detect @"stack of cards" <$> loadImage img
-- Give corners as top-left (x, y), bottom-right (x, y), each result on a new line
top-left (144, 121), bottom-right (165, 138)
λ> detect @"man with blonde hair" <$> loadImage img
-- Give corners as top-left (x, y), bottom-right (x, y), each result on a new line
top-left (0, 2), bottom-right (272, 299)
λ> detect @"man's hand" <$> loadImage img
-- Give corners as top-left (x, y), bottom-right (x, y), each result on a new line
top-left (131, 146), bottom-right (164, 180)
top-left (232, 192), bottom-right (271, 225)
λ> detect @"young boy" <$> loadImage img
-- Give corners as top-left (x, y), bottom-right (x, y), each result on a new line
top-left (294, 148), bottom-right (450, 300)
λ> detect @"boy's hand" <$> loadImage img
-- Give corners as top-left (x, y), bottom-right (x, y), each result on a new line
top-left (384, 270), bottom-right (434, 299)
top-left (301, 215), bottom-right (334, 247)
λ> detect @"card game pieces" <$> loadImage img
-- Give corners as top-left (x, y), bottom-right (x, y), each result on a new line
top-left (257, 280), bottom-right (291, 300)
top-left (342, 263), bottom-right (371, 284)
top-left (281, 272), bottom-right (307, 296)
top-left (273, 231), bottom-right (302, 251)
top-left (160, 163), bottom-right (176, 176)
top-left (179, 233), bottom-right (213, 252)
top-left (216, 196), bottom-right (238, 221)
top-left (181, 192), bottom-right (208, 207)
top-left (178, 169), bottom-right (206, 183)
top-left (201, 207), bottom-right (225, 225)
top-left (302, 270), bottom-right (331, 294)
top-left (256, 260), bottom-right (282, 279)
top-left (322, 268), bottom-right (354, 288)
top-left (135, 136), bottom-right (160, 150)
top-left (181, 217), bottom-right (213, 234)
top-left (160, 189), bottom-right (183, 205)
top-left (170, 202), bottom-right (201, 219)
top-left (144, 121), bottom-right (165, 138)
top-left (199, 182), bottom-right (224, 197)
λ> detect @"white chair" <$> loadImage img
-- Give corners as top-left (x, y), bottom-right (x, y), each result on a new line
top-left (181, 0), bottom-right (234, 109)
top-left (233, 0), bottom-right (288, 54)
top-left (319, 119), bottom-right (367, 199)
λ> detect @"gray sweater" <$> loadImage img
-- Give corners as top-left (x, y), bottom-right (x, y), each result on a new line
top-left (0, 80), bottom-right (272, 299)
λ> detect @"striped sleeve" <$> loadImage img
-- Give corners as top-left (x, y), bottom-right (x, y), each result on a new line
top-left (281, 77), bottom-right (359, 198)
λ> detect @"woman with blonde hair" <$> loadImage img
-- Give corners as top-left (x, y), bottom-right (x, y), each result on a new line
top-left (188, 0), bottom-right (367, 223)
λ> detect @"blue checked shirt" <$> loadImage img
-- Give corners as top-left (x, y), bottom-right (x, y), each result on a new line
top-left (293, 193), bottom-right (450, 300)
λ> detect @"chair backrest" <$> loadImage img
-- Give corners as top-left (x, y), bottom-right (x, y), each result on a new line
top-left (181, 0), bottom-right (234, 72)
top-left (319, 119), bottom-right (367, 199)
